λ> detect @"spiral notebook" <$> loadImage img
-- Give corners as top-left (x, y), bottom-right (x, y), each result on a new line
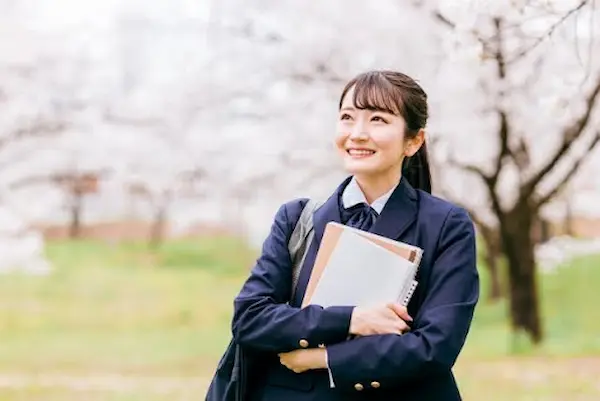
top-left (301, 222), bottom-right (422, 308)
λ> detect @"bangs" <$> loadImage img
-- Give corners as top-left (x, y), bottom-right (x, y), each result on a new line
top-left (342, 72), bottom-right (405, 116)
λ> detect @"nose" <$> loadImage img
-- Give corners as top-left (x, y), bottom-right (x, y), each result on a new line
top-left (349, 121), bottom-right (369, 141)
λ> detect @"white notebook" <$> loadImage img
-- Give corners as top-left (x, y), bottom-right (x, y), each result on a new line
top-left (302, 222), bottom-right (420, 308)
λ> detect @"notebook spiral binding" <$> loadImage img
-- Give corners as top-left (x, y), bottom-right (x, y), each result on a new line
top-left (401, 280), bottom-right (419, 306)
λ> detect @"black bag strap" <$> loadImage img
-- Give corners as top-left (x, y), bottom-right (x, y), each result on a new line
top-left (288, 199), bottom-right (321, 301)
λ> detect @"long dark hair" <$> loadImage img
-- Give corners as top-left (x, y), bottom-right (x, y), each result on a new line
top-left (338, 70), bottom-right (432, 194)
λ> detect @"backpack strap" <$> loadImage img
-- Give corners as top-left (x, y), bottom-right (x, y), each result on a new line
top-left (288, 199), bottom-right (321, 301)
top-left (207, 200), bottom-right (321, 401)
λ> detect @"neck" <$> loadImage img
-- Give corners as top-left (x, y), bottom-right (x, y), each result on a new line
top-left (354, 171), bottom-right (401, 204)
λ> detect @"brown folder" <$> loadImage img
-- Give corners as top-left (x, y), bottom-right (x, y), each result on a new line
top-left (301, 222), bottom-right (421, 307)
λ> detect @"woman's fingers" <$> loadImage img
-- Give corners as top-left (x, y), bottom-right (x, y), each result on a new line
top-left (387, 303), bottom-right (413, 322)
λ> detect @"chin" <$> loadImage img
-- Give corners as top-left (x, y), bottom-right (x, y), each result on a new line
top-left (343, 160), bottom-right (382, 176)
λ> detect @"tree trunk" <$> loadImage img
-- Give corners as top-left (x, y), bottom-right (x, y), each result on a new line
top-left (149, 206), bottom-right (167, 249)
top-left (532, 216), bottom-right (551, 244)
top-left (69, 192), bottom-right (83, 239)
top-left (499, 204), bottom-right (543, 344)
top-left (479, 225), bottom-right (503, 301)
top-left (485, 248), bottom-right (503, 301)
top-left (564, 201), bottom-right (574, 236)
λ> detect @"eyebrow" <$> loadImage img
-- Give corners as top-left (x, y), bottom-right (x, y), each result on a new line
top-left (340, 106), bottom-right (391, 114)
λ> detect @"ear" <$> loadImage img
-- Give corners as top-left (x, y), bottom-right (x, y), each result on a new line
top-left (404, 129), bottom-right (425, 157)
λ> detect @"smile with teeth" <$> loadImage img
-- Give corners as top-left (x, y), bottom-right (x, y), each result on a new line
top-left (348, 149), bottom-right (376, 157)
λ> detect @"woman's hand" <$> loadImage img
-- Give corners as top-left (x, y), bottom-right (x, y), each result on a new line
top-left (349, 303), bottom-right (412, 336)
top-left (278, 348), bottom-right (327, 373)
top-left (278, 304), bottom-right (411, 373)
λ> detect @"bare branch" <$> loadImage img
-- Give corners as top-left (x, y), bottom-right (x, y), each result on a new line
top-left (487, 18), bottom-right (516, 192)
top-left (535, 130), bottom-right (600, 208)
top-left (427, 7), bottom-right (493, 55)
top-left (8, 174), bottom-right (53, 191)
top-left (491, 107), bottom-right (511, 186)
top-left (511, 135), bottom-right (531, 170)
top-left (427, 141), bottom-right (490, 229)
top-left (429, 0), bottom-right (591, 65)
top-left (522, 73), bottom-right (600, 199)
top-left (9, 170), bottom-right (110, 192)
top-left (445, 152), bottom-right (508, 219)
top-left (431, 10), bottom-right (456, 29)
top-left (0, 119), bottom-right (67, 151)
top-left (521, 39), bottom-right (549, 84)
top-left (446, 154), bottom-right (490, 182)
top-left (507, 0), bottom-right (590, 64)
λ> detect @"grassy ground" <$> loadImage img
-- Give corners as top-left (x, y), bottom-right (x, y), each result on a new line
top-left (0, 238), bottom-right (598, 400)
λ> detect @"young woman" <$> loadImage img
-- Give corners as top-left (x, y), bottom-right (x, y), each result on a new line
top-left (214, 70), bottom-right (479, 401)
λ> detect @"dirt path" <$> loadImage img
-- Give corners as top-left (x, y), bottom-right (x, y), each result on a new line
top-left (456, 356), bottom-right (600, 382)
top-left (2, 357), bottom-right (598, 399)
top-left (0, 373), bottom-right (206, 393)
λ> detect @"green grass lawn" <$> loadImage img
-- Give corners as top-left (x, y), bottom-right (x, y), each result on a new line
top-left (0, 237), bottom-right (598, 400)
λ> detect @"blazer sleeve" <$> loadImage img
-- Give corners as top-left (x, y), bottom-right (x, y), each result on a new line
top-left (325, 206), bottom-right (479, 391)
top-left (231, 201), bottom-right (354, 353)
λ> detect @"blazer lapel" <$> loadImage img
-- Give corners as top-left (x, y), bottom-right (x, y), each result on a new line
top-left (369, 176), bottom-right (419, 240)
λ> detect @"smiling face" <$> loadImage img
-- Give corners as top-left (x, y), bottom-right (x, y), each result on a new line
top-left (336, 86), bottom-right (406, 178)
top-left (335, 84), bottom-right (423, 182)
top-left (334, 70), bottom-right (430, 194)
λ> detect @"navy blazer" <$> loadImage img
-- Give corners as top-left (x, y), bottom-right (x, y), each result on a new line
top-left (231, 176), bottom-right (479, 401)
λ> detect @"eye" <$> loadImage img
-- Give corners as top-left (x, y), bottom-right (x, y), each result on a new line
top-left (371, 115), bottom-right (388, 123)
top-left (340, 113), bottom-right (352, 120)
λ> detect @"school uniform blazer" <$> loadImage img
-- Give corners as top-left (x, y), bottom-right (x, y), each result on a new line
top-left (231, 176), bottom-right (479, 401)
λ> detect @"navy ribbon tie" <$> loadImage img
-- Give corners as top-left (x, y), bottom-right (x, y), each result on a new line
top-left (341, 203), bottom-right (379, 231)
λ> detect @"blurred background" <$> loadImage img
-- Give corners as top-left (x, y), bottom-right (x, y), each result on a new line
top-left (1, 0), bottom-right (599, 400)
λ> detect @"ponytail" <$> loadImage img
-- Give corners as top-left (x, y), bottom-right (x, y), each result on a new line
top-left (402, 140), bottom-right (432, 194)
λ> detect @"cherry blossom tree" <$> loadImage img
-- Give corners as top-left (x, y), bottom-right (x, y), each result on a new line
top-left (0, 3), bottom-right (86, 270)
top-left (423, 0), bottom-right (600, 343)
top-left (428, 137), bottom-right (505, 301)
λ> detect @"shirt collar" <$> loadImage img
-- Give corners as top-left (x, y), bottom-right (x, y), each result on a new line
top-left (341, 176), bottom-right (397, 214)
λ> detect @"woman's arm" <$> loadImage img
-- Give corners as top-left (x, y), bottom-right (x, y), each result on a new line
top-left (231, 201), bottom-right (354, 353)
top-left (324, 207), bottom-right (479, 390)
